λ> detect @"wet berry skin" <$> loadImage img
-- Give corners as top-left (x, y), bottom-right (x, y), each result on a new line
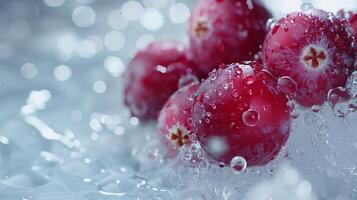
top-left (348, 11), bottom-right (357, 38)
top-left (124, 40), bottom-right (199, 120)
top-left (157, 82), bottom-right (199, 156)
top-left (192, 62), bottom-right (291, 166)
top-left (262, 9), bottom-right (355, 107)
top-left (188, 0), bottom-right (272, 75)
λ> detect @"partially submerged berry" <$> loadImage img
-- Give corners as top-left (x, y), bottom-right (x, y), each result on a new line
top-left (192, 62), bottom-right (291, 166)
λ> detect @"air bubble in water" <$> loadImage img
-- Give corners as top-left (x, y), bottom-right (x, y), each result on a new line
top-left (230, 156), bottom-right (247, 173)
top-left (346, 71), bottom-right (357, 95)
top-left (327, 87), bottom-right (350, 108)
top-left (278, 76), bottom-right (297, 98)
top-left (242, 109), bottom-right (259, 127)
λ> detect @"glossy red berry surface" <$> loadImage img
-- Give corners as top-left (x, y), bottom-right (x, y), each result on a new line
top-left (262, 8), bottom-right (356, 107)
top-left (124, 40), bottom-right (199, 120)
top-left (188, 0), bottom-right (272, 74)
top-left (157, 82), bottom-right (199, 155)
top-left (192, 62), bottom-right (291, 166)
top-left (348, 11), bottom-right (357, 38)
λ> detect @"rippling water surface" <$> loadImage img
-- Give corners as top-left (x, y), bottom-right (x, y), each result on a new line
top-left (1, 0), bottom-right (357, 199)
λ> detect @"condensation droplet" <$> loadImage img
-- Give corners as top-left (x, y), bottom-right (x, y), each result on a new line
top-left (278, 76), bottom-right (297, 98)
top-left (327, 87), bottom-right (350, 108)
top-left (242, 109), bottom-right (259, 127)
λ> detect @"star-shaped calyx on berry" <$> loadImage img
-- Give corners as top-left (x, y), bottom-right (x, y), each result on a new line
top-left (302, 46), bottom-right (327, 70)
top-left (169, 125), bottom-right (189, 148)
top-left (193, 17), bottom-right (209, 39)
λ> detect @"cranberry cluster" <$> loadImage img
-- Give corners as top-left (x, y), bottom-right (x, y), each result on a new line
top-left (124, 0), bottom-right (357, 167)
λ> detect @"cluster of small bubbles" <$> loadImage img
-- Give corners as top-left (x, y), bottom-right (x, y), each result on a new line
top-left (122, 1), bottom-right (144, 21)
top-left (72, 6), bottom-right (96, 28)
top-left (347, 71), bottom-right (357, 95)
top-left (208, 69), bottom-right (218, 81)
top-left (140, 8), bottom-right (164, 31)
top-left (54, 65), bottom-right (72, 81)
top-left (108, 10), bottom-right (128, 30)
top-left (93, 80), bottom-right (107, 94)
top-left (21, 62), bottom-right (38, 79)
top-left (136, 34), bottom-right (155, 50)
top-left (104, 31), bottom-right (125, 51)
top-left (178, 74), bottom-right (199, 88)
top-left (230, 156), bottom-right (247, 173)
top-left (156, 65), bottom-right (167, 73)
top-left (242, 109), bottom-right (259, 127)
top-left (104, 56), bottom-right (125, 77)
top-left (43, 0), bottom-right (66, 7)
top-left (169, 3), bottom-right (191, 24)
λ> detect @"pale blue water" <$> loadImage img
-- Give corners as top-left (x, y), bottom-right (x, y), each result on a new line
top-left (1, 0), bottom-right (357, 199)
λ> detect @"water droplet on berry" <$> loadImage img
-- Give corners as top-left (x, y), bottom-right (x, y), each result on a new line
top-left (266, 18), bottom-right (276, 32)
top-left (240, 64), bottom-right (254, 76)
top-left (230, 122), bottom-right (239, 130)
top-left (211, 104), bottom-right (217, 109)
top-left (242, 109), bottom-right (259, 127)
top-left (278, 76), bottom-right (297, 98)
top-left (244, 75), bottom-right (255, 85)
top-left (232, 91), bottom-right (239, 98)
top-left (155, 65), bottom-right (167, 73)
top-left (230, 156), bottom-right (247, 173)
top-left (327, 87), bottom-right (350, 108)
top-left (187, 117), bottom-right (193, 126)
top-left (178, 74), bottom-right (199, 88)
